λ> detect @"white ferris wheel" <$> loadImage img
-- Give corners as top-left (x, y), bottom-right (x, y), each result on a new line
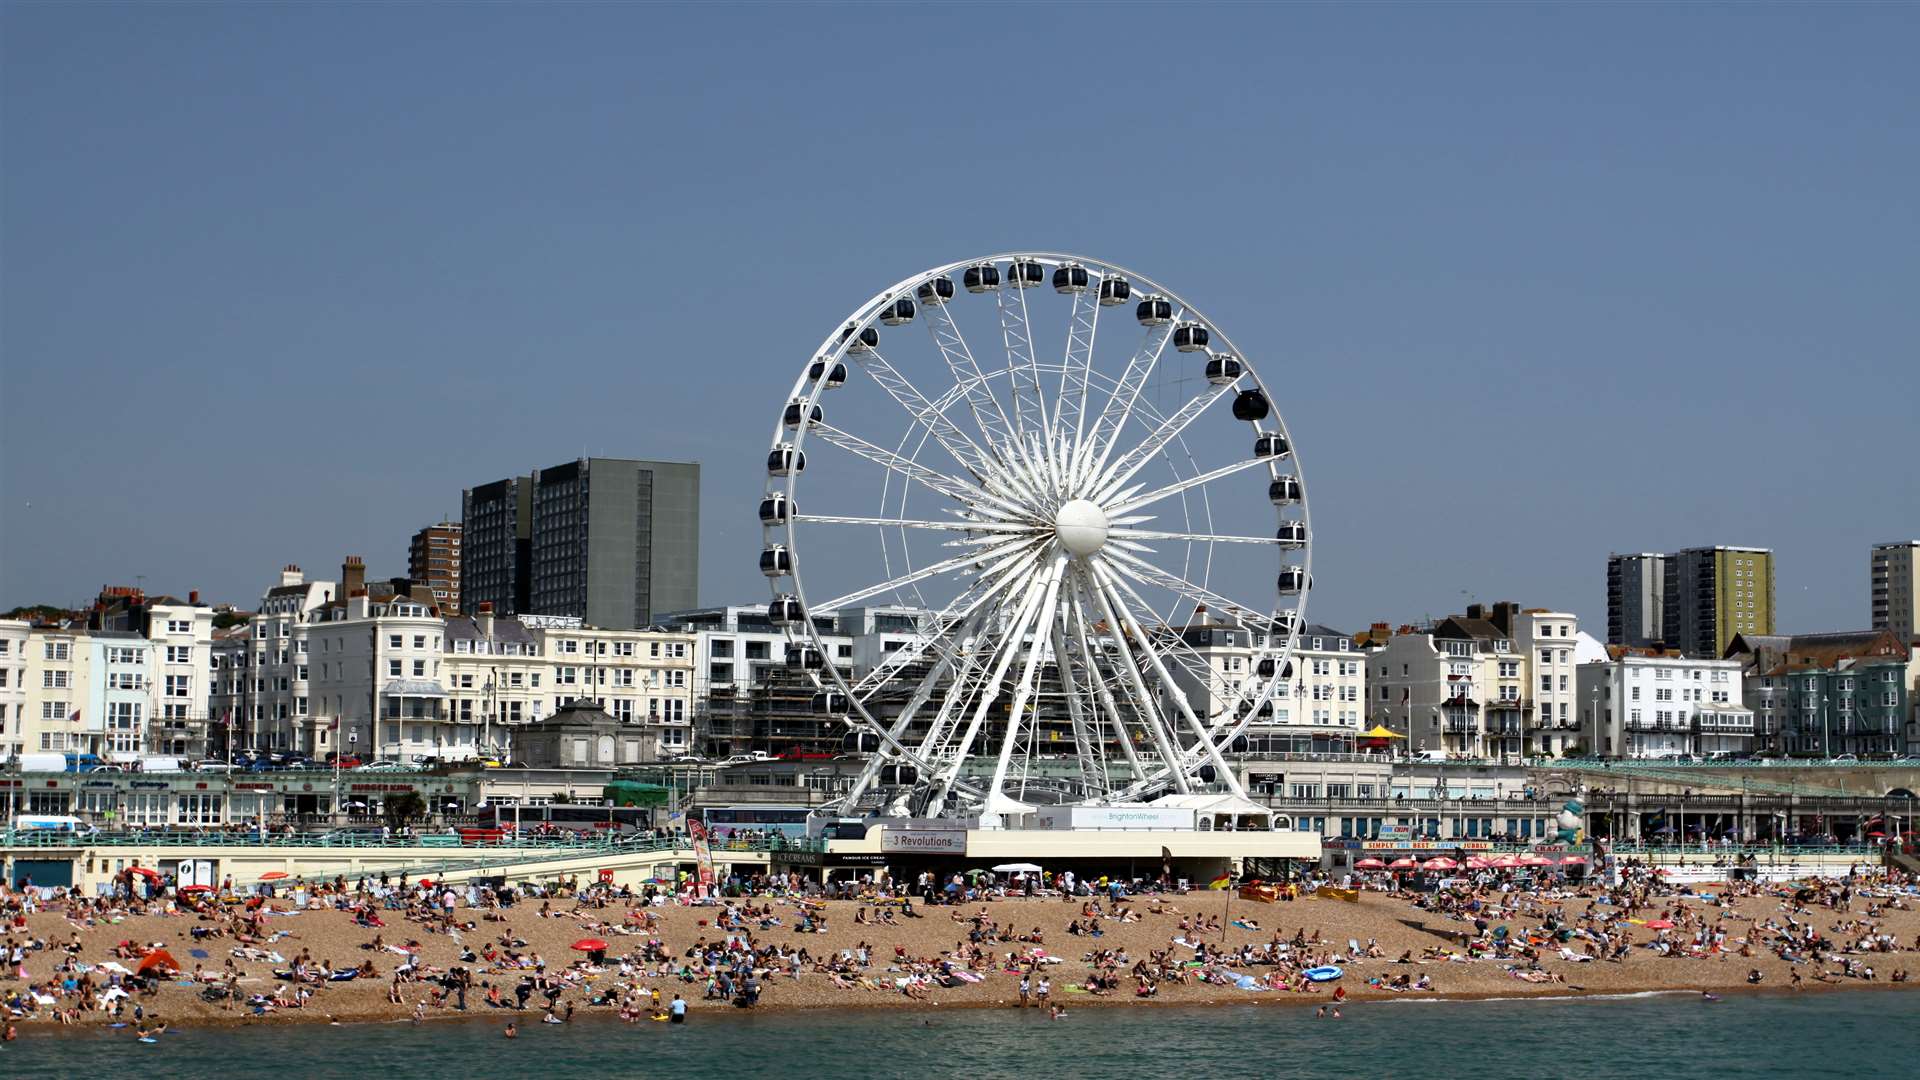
top-left (760, 253), bottom-right (1310, 823)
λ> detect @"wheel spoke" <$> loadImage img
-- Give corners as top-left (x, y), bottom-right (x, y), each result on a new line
top-left (984, 554), bottom-right (1069, 811)
top-left (808, 422), bottom-right (1025, 518)
top-left (921, 295), bottom-right (1018, 462)
top-left (1076, 315), bottom-right (1179, 488)
top-left (1055, 276), bottom-right (1102, 477)
top-left (995, 266), bottom-right (1053, 449)
top-left (924, 561), bottom-right (1054, 817)
top-left (843, 347), bottom-right (998, 482)
top-left (792, 513), bottom-right (1029, 533)
top-left (1102, 546), bottom-right (1278, 630)
top-left (811, 536), bottom-right (1040, 613)
top-left (1073, 562), bottom-right (1190, 794)
top-left (1090, 383), bottom-right (1235, 502)
top-left (1108, 527), bottom-right (1290, 546)
top-left (1107, 456), bottom-right (1275, 517)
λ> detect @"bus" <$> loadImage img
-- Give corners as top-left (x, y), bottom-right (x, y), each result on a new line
top-left (697, 805), bottom-right (812, 839)
top-left (471, 804), bottom-right (657, 838)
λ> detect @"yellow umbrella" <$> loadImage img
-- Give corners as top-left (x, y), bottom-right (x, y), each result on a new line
top-left (1360, 725), bottom-right (1405, 739)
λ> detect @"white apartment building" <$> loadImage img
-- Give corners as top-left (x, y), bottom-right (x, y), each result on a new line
top-left (1575, 653), bottom-right (1753, 759)
top-left (442, 610), bottom-right (546, 750)
top-left (1168, 620), bottom-right (1366, 754)
top-left (532, 619), bottom-right (697, 760)
top-left (1511, 609), bottom-right (1582, 757)
top-left (1368, 620), bottom-right (1522, 761)
top-left (210, 566), bottom-right (337, 756)
top-left (307, 593), bottom-right (448, 763)
top-left (0, 621), bottom-right (30, 761)
top-left (146, 601), bottom-right (215, 756)
top-left (24, 626), bottom-right (92, 757)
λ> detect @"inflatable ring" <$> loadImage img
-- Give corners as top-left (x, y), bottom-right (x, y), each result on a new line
top-left (1304, 966), bottom-right (1344, 982)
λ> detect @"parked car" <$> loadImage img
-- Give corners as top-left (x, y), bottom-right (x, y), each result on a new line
top-left (353, 759), bottom-right (409, 772)
top-left (195, 760), bottom-right (240, 773)
top-left (325, 754), bottom-right (364, 769)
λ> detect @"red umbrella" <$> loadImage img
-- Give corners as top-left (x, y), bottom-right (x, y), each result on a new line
top-left (1644, 919), bottom-right (1675, 929)
top-left (1354, 858), bottom-right (1388, 870)
top-left (1491, 854), bottom-right (1522, 868)
top-left (129, 867), bottom-right (161, 881)
top-left (1423, 857), bottom-right (1459, 870)
top-left (1465, 856), bottom-right (1493, 869)
top-left (1519, 855), bottom-right (1554, 867)
top-left (179, 884), bottom-right (213, 893)
top-left (1388, 857), bottom-right (1419, 869)
top-left (1559, 855), bottom-right (1588, 865)
top-left (137, 948), bottom-right (181, 975)
top-left (259, 871), bottom-right (290, 881)
top-left (570, 938), bottom-right (608, 952)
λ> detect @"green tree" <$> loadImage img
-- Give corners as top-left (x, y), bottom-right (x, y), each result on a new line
top-left (384, 790), bottom-right (427, 829)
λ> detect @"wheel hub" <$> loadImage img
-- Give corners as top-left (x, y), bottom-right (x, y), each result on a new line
top-left (1053, 498), bottom-right (1109, 557)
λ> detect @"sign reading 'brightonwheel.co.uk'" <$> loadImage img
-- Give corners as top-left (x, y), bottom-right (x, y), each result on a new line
top-left (881, 828), bottom-right (968, 854)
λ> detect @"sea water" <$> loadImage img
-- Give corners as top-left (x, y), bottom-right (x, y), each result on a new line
top-left (3, 989), bottom-right (1914, 1079)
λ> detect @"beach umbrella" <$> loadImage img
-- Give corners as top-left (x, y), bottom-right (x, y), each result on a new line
top-left (1423, 857), bottom-right (1458, 870)
top-left (1644, 919), bottom-right (1675, 930)
top-left (991, 863), bottom-right (1043, 873)
top-left (129, 867), bottom-right (161, 881)
top-left (1559, 855), bottom-right (1588, 866)
top-left (1354, 858), bottom-right (1388, 870)
top-left (1519, 855), bottom-right (1553, 867)
top-left (179, 884), bottom-right (213, 894)
top-left (137, 949), bottom-right (181, 975)
top-left (1388, 857), bottom-right (1418, 869)
top-left (1491, 854), bottom-right (1522, 869)
top-left (260, 871), bottom-right (289, 881)
top-left (1465, 856), bottom-right (1493, 869)
top-left (571, 939), bottom-right (608, 952)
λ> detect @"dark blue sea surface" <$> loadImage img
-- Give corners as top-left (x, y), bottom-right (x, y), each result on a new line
top-left (3, 989), bottom-right (1913, 1078)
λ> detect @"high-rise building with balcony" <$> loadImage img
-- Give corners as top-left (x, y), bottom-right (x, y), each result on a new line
top-left (408, 522), bottom-right (463, 616)
top-left (1870, 541), bottom-right (1920, 642)
top-left (525, 458), bottom-right (700, 630)
top-left (1663, 546), bottom-right (1774, 659)
top-left (462, 477), bottom-right (532, 618)
top-left (1606, 553), bottom-right (1666, 648)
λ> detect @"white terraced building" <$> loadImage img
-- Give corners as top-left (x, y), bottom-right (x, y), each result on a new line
top-left (1164, 618), bottom-right (1365, 755)
top-left (1575, 653), bottom-right (1753, 759)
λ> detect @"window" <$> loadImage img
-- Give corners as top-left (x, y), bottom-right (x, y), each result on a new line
top-left (166, 675), bottom-right (191, 697)
top-left (413, 635), bottom-right (427, 649)
top-left (42, 700), bottom-right (69, 721)
top-left (388, 634), bottom-right (403, 649)
top-left (165, 645), bottom-right (192, 664)
top-left (411, 659), bottom-right (426, 677)
top-left (387, 660), bottom-right (402, 677)
top-left (561, 639), bottom-right (579, 654)
top-left (43, 670), bottom-right (70, 689)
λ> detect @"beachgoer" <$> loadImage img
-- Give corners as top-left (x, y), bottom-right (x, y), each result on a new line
top-left (504, 1022), bottom-right (517, 1039)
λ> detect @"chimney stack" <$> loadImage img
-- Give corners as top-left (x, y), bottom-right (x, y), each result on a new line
top-left (342, 555), bottom-right (366, 598)
top-left (279, 564), bottom-right (304, 587)
top-left (189, 590), bottom-right (200, 605)
top-left (476, 601), bottom-right (495, 638)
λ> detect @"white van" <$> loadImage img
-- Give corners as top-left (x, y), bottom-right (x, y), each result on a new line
top-left (15, 752), bottom-right (69, 773)
top-left (139, 756), bottom-right (188, 773)
top-left (10, 814), bottom-right (98, 837)
top-left (1412, 750), bottom-right (1450, 763)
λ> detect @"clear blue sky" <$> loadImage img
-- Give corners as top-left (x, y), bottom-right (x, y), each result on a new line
top-left (3, 3), bottom-right (1915, 636)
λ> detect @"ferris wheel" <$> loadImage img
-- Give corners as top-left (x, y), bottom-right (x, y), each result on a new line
top-left (760, 253), bottom-right (1310, 823)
